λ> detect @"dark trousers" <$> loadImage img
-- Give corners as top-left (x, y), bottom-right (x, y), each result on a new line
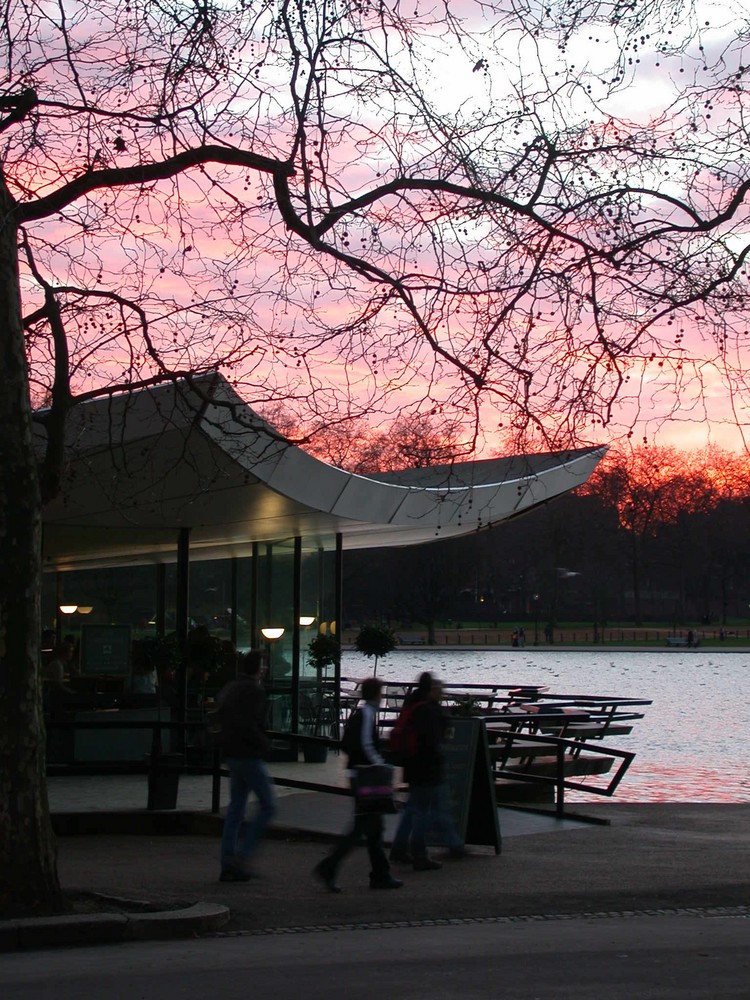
top-left (327, 805), bottom-right (390, 880)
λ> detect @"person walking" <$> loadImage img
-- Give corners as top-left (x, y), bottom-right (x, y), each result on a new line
top-left (403, 677), bottom-right (465, 871)
top-left (313, 677), bottom-right (403, 893)
top-left (389, 671), bottom-right (433, 863)
top-left (214, 649), bottom-right (277, 882)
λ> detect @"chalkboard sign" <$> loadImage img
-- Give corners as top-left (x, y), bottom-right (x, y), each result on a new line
top-left (80, 624), bottom-right (132, 676)
top-left (430, 716), bottom-right (502, 853)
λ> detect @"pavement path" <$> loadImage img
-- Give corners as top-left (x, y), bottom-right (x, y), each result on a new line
top-left (53, 801), bottom-right (750, 932)
top-left (4, 767), bottom-right (750, 955)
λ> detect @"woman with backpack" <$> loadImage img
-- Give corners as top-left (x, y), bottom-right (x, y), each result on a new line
top-left (312, 677), bottom-right (403, 893)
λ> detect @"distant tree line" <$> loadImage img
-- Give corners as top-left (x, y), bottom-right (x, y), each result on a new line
top-left (344, 446), bottom-right (750, 634)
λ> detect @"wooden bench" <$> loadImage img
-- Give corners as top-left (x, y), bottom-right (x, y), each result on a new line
top-left (488, 738), bottom-right (615, 777)
top-left (666, 636), bottom-right (688, 646)
top-left (487, 729), bottom-right (634, 817)
top-left (562, 721), bottom-right (634, 739)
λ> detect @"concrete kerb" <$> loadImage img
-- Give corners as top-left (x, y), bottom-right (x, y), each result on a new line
top-left (11, 800), bottom-right (750, 951)
top-left (1, 807), bottom-right (341, 953)
top-left (0, 808), bottom-right (556, 953)
top-left (0, 900), bottom-right (230, 953)
top-left (0, 808), bottom-right (330, 954)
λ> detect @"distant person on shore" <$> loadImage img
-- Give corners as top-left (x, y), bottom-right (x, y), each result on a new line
top-left (313, 677), bottom-right (403, 893)
top-left (213, 649), bottom-right (277, 882)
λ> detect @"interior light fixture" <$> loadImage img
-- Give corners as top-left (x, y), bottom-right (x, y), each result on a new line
top-left (77, 606), bottom-right (93, 615)
top-left (261, 627), bottom-right (285, 640)
top-left (59, 605), bottom-right (78, 615)
top-left (299, 615), bottom-right (316, 627)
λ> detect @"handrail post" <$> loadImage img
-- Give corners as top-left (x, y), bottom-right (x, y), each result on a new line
top-left (556, 741), bottom-right (566, 818)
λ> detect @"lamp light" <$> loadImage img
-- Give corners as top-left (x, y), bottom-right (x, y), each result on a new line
top-left (261, 627), bottom-right (285, 640)
top-left (299, 615), bottom-right (316, 627)
top-left (77, 606), bottom-right (93, 615)
top-left (59, 605), bottom-right (78, 614)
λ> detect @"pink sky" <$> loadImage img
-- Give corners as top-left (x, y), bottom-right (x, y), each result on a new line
top-left (17, 2), bottom-right (750, 459)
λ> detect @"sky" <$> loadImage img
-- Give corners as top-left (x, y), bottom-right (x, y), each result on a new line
top-left (14, 0), bottom-right (750, 458)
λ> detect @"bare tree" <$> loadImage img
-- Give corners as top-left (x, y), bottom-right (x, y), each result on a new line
top-left (584, 445), bottom-right (746, 623)
top-left (2, 0), bottom-right (750, 915)
top-left (258, 404), bottom-right (461, 471)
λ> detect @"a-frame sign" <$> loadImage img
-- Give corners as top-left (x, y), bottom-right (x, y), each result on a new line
top-left (430, 716), bottom-right (502, 854)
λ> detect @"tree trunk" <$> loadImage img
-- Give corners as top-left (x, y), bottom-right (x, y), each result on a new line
top-left (0, 198), bottom-right (64, 916)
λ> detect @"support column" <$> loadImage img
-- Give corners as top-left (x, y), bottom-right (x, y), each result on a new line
top-left (155, 564), bottom-right (166, 637)
top-left (250, 542), bottom-right (259, 648)
top-left (54, 571), bottom-right (62, 645)
top-left (334, 533), bottom-right (343, 728)
top-left (175, 527), bottom-right (191, 745)
top-left (291, 536), bottom-right (302, 734)
top-left (230, 556), bottom-right (238, 650)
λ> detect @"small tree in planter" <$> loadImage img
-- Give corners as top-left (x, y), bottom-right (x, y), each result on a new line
top-left (450, 695), bottom-right (484, 717)
top-left (355, 625), bottom-right (397, 676)
top-left (300, 633), bottom-right (341, 761)
top-left (307, 633), bottom-right (340, 682)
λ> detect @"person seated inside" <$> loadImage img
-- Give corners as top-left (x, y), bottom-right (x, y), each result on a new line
top-left (42, 640), bottom-right (75, 692)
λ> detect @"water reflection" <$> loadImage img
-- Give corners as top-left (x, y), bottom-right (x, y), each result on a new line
top-left (342, 648), bottom-right (750, 803)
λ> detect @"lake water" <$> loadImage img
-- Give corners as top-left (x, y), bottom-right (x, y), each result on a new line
top-left (341, 648), bottom-right (750, 803)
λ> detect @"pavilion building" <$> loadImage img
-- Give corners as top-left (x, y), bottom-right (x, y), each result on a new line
top-left (39, 373), bottom-right (606, 749)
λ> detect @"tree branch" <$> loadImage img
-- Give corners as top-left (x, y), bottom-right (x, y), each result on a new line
top-left (0, 88), bottom-right (38, 134)
top-left (16, 145), bottom-right (295, 224)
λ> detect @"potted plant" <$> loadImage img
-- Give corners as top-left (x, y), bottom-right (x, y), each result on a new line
top-left (307, 633), bottom-right (340, 680)
top-left (300, 633), bottom-right (340, 762)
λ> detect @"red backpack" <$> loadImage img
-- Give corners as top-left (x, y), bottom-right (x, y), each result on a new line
top-left (388, 700), bottom-right (427, 764)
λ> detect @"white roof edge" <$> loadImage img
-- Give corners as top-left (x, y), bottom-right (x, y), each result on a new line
top-left (40, 374), bottom-right (608, 549)
top-left (195, 375), bottom-right (607, 527)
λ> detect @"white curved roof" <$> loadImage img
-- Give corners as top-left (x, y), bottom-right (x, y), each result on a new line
top-left (39, 374), bottom-right (606, 569)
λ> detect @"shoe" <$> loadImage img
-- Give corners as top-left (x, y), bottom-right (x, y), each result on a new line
top-left (219, 867), bottom-right (251, 882)
top-left (369, 874), bottom-right (404, 890)
top-left (389, 848), bottom-right (413, 864)
top-left (448, 846), bottom-right (467, 859)
top-left (413, 857), bottom-right (442, 871)
top-left (313, 859), bottom-right (342, 894)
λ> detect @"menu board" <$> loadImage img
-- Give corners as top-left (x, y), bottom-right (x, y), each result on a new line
top-left (431, 716), bottom-right (502, 853)
top-left (80, 624), bottom-right (132, 676)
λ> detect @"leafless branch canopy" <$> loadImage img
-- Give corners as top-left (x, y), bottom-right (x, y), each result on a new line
top-left (2, 0), bottom-right (749, 463)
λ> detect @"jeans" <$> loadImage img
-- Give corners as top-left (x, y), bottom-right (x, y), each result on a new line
top-left (409, 782), bottom-right (464, 859)
top-left (325, 782), bottom-right (391, 880)
top-left (221, 756), bottom-right (277, 870)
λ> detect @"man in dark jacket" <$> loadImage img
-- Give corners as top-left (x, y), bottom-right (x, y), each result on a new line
top-left (215, 649), bottom-right (276, 881)
top-left (313, 677), bottom-right (403, 893)
top-left (389, 671), bottom-right (433, 863)
top-left (405, 677), bottom-right (465, 870)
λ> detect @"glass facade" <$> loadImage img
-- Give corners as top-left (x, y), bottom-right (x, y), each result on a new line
top-left (42, 534), bottom-right (342, 740)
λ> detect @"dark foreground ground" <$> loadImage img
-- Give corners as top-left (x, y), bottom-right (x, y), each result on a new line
top-left (53, 802), bottom-right (750, 932)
